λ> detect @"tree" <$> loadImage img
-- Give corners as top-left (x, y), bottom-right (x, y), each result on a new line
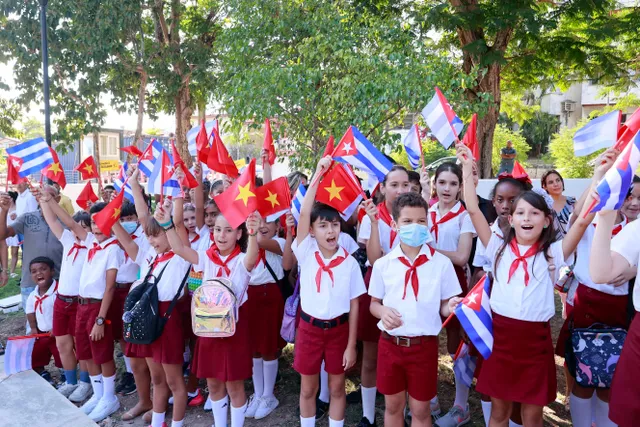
top-left (0, 97), bottom-right (21, 138)
top-left (19, 117), bottom-right (45, 140)
top-left (521, 111), bottom-right (560, 157)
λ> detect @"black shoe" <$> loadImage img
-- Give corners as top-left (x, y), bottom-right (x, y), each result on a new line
top-left (40, 371), bottom-right (55, 386)
top-left (118, 372), bottom-right (137, 395)
top-left (315, 398), bottom-right (329, 420)
top-left (346, 387), bottom-right (361, 405)
top-left (357, 416), bottom-right (376, 427)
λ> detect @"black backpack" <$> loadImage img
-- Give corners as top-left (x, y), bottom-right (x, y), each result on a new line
top-left (122, 260), bottom-right (190, 345)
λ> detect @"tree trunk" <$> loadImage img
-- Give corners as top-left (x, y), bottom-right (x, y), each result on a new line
top-left (92, 130), bottom-right (102, 183)
top-left (175, 85), bottom-right (193, 168)
top-left (133, 68), bottom-right (148, 157)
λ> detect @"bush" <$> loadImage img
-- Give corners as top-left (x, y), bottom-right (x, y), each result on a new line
top-left (491, 125), bottom-right (531, 173)
top-left (548, 119), bottom-right (601, 178)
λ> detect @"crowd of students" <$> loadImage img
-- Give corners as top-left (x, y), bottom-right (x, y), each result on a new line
top-left (2, 143), bottom-right (640, 427)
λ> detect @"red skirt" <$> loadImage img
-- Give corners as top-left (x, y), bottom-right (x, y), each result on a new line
top-left (52, 295), bottom-right (78, 337)
top-left (246, 283), bottom-right (286, 355)
top-left (555, 285), bottom-right (629, 357)
top-left (124, 341), bottom-right (152, 359)
top-left (609, 313), bottom-right (640, 427)
top-left (191, 304), bottom-right (252, 382)
top-left (108, 286), bottom-right (130, 341)
top-left (146, 301), bottom-right (185, 365)
top-left (477, 313), bottom-right (556, 406)
top-left (357, 267), bottom-right (381, 343)
top-left (32, 335), bottom-right (62, 369)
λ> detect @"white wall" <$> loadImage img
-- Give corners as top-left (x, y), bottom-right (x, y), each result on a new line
top-left (476, 178), bottom-right (592, 199)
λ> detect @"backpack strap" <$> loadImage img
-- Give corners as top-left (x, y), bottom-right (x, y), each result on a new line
top-left (163, 268), bottom-right (191, 319)
top-left (263, 257), bottom-right (280, 284)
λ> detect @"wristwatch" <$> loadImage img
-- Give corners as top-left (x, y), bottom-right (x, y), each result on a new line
top-left (95, 317), bottom-right (105, 326)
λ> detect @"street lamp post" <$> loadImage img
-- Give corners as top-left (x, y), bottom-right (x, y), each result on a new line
top-left (39, 0), bottom-right (52, 147)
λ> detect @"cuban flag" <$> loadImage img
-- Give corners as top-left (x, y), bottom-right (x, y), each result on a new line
top-left (291, 185), bottom-right (306, 224)
top-left (113, 162), bottom-right (134, 203)
top-left (421, 87), bottom-right (464, 149)
top-left (332, 125), bottom-right (393, 183)
top-left (402, 124), bottom-right (423, 169)
top-left (591, 130), bottom-right (640, 212)
top-left (187, 119), bottom-right (218, 156)
top-left (138, 140), bottom-right (181, 197)
top-left (453, 343), bottom-right (477, 388)
top-left (454, 274), bottom-right (493, 359)
top-left (6, 137), bottom-right (54, 177)
top-left (4, 335), bottom-right (36, 376)
top-left (574, 110), bottom-right (620, 157)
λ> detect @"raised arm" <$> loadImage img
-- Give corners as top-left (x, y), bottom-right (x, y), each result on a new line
top-left (112, 221), bottom-right (139, 261)
top-left (296, 156), bottom-right (332, 245)
top-left (40, 187), bottom-right (87, 241)
top-left (262, 149), bottom-right (273, 184)
top-left (0, 195), bottom-right (15, 239)
top-left (192, 163), bottom-right (205, 229)
top-left (362, 200), bottom-right (383, 265)
top-left (243, 213), bottom-right (260, 272)
top-left (570, 148), bottom-right (618, 226)
top-left (154, 198), bottom-right (199, 264)
top-left (282, 213), bottom-right (296, 271)
top-left (37, 191), bottom-right (64, 240)
top-left (590, 210), bottom-right (631, 283)
top-left (128, 166), bottom-right (150, 228)
top-left (457, 144), bottom-right (491, 247)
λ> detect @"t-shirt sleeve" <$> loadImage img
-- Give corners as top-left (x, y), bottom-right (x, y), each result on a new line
top-left (10, 213), bottom-right (25, 235)
top-left (358, 215), bottom-right (372, 243)
top-left (291, 234), bottom-right (314, 264)
top-left (612, 220), bottom-right (640, 267)
top-left (483, 233), bottom-right (503, 269)
top-left (368, 260), bottom-right (385, 300)
top-left (349, 258), bottom-right (366, 300)
top-left (340, 233), bottom-right (360, 254)
top-left (105, 247), bottom-right (123, 271)
top-left (439, 257), bottom-right (462, 300)
top-left (25, 292), bottom-right (36, 315)
top-left (460, 213), bottom-right (476, 235)
top-left (59, 229), bottom-right (74, 249)
top-left (273, 237), bottom-right (286, 253)
top-left (231, 255), bottom-right (251, 297)
top-left (472, 238), bottom-right (487, 268)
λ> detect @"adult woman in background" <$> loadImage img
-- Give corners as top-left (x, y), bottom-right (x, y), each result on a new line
top-left (541, 170), bottom-right (575, 236)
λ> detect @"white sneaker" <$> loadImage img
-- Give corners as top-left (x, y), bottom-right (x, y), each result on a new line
top-left (434, 405), bottom-right (470, 427)
top-left (245, 394), bottom-right (261, 418)
top-left (80, 394), bottom-right (101, 415)
top-left (254, 395), bottom-right (279, 419)
top-left (88, 397), bottom-right (120, 422)
top-left (57, 382), bottom-right (78, 398)
top-left (69, 382), bottom-right (92, 403)
top-left (204, 396), bottom-right (212, 412)
top-left (168, 395), bottom-right (174, 405)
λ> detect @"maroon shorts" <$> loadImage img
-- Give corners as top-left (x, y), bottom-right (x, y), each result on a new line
top-left (52, 295), bottom-right (78, 337)
top-left (75, 302), bottom-right (114, 365)
top-left (246, 283), bottom-right (285, 355)
top-left (32, 334), bottom-right (62, 369)
top-left (191, 304), bottom-right (252, 382)
top-left (357, 267), bottom-right (381, 343)
top-left (609, 313), bottom-right (640, 427)
top-left (477, 313), bottom-right (556, 406)
top-left (294, 316), bottom-right (349, 376)
top-left (108, 286), bottom-right (130, 341)
top-left (148, 301), bottom-right (185, 365)
top-left (376, 334), bottom-right (438, 401)
top-left (555, 285), bottom-right (629, 357)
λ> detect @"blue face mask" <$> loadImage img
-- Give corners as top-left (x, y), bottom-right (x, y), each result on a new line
top-left (398, 223), bottom-right (431, 247)
top-left (121, 221), bottom-right (138, 234)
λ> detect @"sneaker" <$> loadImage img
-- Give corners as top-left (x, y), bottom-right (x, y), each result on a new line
top-left (188, 389), bottom-right (206, 407)
top-left (88, 397), bottom-right (120, 422)
top-left (315, 398), bottom-right (329, 420)
top-left (431, 401), bottom-right (442, 417)
top-left (117, 372), bottom-right (136, 395)
top-left (57, 382), bottom-right (78, 398)
top-left (40, 371), bottom-right (55, 386)
top-left (356, 416), bottom-right (376, 427)
top-left (255, 395), bottom-right (279, 419)
top-left (245, 394), bottom-right (262, 418)
top-left (435, 405), bottom-right (470, 427)
top-left (346, 388), bottom-right (361, 405)
top-left (204, 396), bottom-right (212, 412)
top-left (80, 394), bottom-right (101, 415)
top-left (69, 382), bottom-right (93, 402)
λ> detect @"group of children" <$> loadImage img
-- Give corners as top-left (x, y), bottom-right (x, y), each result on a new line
top-left (4, 143), bottom-right (640, 427)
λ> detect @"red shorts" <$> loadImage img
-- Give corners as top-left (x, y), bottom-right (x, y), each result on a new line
top-left (32, 335), bottom-right (62, 369)
top-left (376, 334), bottom-right (438, 401)
top-left (294, 316), bottom-right (349, 376)
top-left (75, 302), bottom-right (114, 365)
top-left (108, 286), bottom-right (130, 341)
top-left (357, 267), bottom-right (381, 343)
top-left (148, 301), bottom-right (185, 365)
top-left (610, 313), bottom-right (640, 427)
top-left (191, 304), bottom-right (252, 382)
top-left (52, 295), bottom-right (78, 337)
top-left (246, 283), bottom-right (286, 355)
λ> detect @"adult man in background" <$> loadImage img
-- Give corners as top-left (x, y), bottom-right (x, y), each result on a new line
top-left (15, 181), bottom-right (38, 216)
top-left (498, 139), bottom-right (517, 175)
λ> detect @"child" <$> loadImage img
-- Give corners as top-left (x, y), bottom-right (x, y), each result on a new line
top-left (621, 175), bottom-right (640, 221)
top-left (457, 143), bottom-right (598, 427)
top-left (407, 170), bottom-right (422, 194)
top-left (368, 192), bottom-right (461, 427)
top-left (26, 257), bottom-right (63, 381)
top-left (294, 156), bottom-right (366, 427)
top-left (156, 201), bottom-right (260, 427)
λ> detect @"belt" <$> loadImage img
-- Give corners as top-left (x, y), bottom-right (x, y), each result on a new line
top-left (300, 311), bottom-right (349, 330)
top-left (381, 331), bottom-right (433, 347)
top-left (115, 282), bottom-right (133, 289)
top-left (78, 297), bottom-right (102, 305)
top-left (57, 294), bottom-right (78, 303)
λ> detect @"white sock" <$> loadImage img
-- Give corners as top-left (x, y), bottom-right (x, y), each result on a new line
top-left (151, 411), bottom-right (165, 427)
top-left (231, 402), bottom-right (247, 427)
top-left (570, 393), bottom-right (594, 427)
top-left (89, 375), bottom-right (103, 400)
top-left (508, 421), bottom-right (523, 427)
top-left (252, 358), bottom-right (264, 398)
top-left (594, 397), bottom-right (617, 427)
top-left (361, 386), bottom-right (376, 423)
top-left (123, 355), bottom-right (133, 373)
top-left (172, 419), bottom-right (184, 427)
top-left (319, 361), bottom-right (330, 403)
top-left (430, 395), bottom-right (439, 406)
top-left (453, 369), bottom-right (470, 409)
top-left (212, 396), bottom-right (229, 427)
top-left (481, 400), bottom-right (492, 427)
top-left (329, 418), bottom-right (344, 427)
top-left (591, 394), bottom-right (597, 424)
top-left (102, 374), bottom-right (116, 400)
top-left (263, 359), bottom-right (278, 399)
top-left (301, 415), bottom-right (316, 427)
top-left (188, 390), bottom-right (198, 398)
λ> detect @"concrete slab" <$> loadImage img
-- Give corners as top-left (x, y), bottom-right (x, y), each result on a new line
top-left (0, 355), bottom-right (97, 427)
top-left (0, 294), bottom-right (21, 313)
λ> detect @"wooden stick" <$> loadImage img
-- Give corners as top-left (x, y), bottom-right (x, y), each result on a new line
top-left (8, 333), bottom-right (52, 340)
top-left (441, 310), bottom-right (456, 330)
top-left (452, 340), bottom-right (465, 361)
top-left (583, 197), bottom-right (598, 219)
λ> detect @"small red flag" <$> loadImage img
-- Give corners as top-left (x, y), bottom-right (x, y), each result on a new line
top-left (207, 128), bottom-right (239, 178)
top-left (159, 149), bottom-right (173, 191)
top-left (6, 156), bottom-right (26, 187)
top-left (322, 135), bottom-right (335, 158)
top-left (263, 118), bottom-right (276, 165)
top-left (511, 160), bottom-right (532, 185)
top-left (195, 119), bottom-right (210, 164)
top-left (256, 177), bottom-right (291, 219)
top-left (462, 114), bottom-right (479, 161)
top-left (316, 163), bottom-right (364, 213)
top-left (171, 140), bottom-right (199, 189)
top-left (120, 145), bottom-right (144, 158)
top-left (43, 148), bottom-right (67, 189)
top-left (92, 189), bottom-right (125, 235)
top-left (213, 158), bottom-right (257, 228)
top-left (614, 107), bottom-right (640, 151)
top-left (74, 156), bottom-right (99, 180)
top-left (76, 181), bottom-right (99, 210)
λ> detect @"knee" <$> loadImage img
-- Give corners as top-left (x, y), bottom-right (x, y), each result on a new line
top-left (165, 374), bottom-right (185, 393)
top-left (130, 359), bottom-right (148, 375)
top-left (226, 382), bottom-right (245, 401)
top-left (362, 354), bottom-right (377, 373)
top-left (491, 402), bottom-right (511, 423)
top-left (150, 371), bottom-right (166, 387)
top-left (56, 338), bottom-right (73, 355)
top-left (329, 385), bottom-right (345, 401)
top-left (300, 384), bottom-right (318, 400)
top-left (385, 399), bottom-right (404, 416)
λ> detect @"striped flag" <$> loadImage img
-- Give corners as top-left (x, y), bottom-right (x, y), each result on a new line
top-left (454, 274), bottom-right (493, 359)
top-left (332, 126), bottom-right (393, 183)
top-left (113, 162), bottom-right (134, 203)
top-left (453, 343), bottom-right (477, 388)
top-left (291, 185), bottom-right (306, 224)
top-left (6, 137), bottom-right (54, 177)
top-left (139, 140), bottom-right (181, 197)
top-left (402, 124), bottom-right (423, 169)
top-left (187, 119), bottom-right (218, 156)
top-left (421, 87), bottom-right (463, 149)
top-left (573, 110), bottom-right (621, 157)
top-left (4, 335), bottom-right (37, 376)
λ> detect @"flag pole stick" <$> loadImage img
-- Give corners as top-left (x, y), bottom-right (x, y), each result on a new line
top-left (583, 197), bottom-right (598, 219)
top-left (452, 340), bottom-right (465, 361)
top-left (441, 311), bottom-right (456, 330)
top-left (8, 332), bottom-right (52, 340)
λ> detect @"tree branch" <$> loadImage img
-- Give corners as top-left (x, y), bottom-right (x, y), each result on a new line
top-left (152, 0), bottom-right (170, 46)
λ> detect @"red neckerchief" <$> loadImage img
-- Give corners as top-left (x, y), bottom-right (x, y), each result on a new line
top-left (507, 239), bottom-right (541, 286)
top-left (430, 204), bottom-right (466, 243)
top-left (34, 281), bottom-right (58, 314)
top-left (67, 242), bottom-right (87, 263)
top-left (592, 215), bottom-right (627, 237)
top-left (206, 245), bottom-right (242, 277)
top-left (314, 248), bottom-right (348, 292)
top-left (88, 240), bottom-right (118, 262)
top-left (377, 203), bottom-right (397, 247)
top-left (190, 234), bottom-right (200, 245)
top-left (397, 246), bottom-right (434, 300)
top-left (150, 251), bottom-right (175, 272)
top-left (256, 248), bottom-right (267, 268)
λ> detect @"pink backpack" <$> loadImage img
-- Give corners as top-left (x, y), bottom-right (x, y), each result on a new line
top-left (280, 276), bottom-right (300, 343)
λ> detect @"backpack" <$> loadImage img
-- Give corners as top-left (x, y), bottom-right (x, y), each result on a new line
top-left (122, 262), bottom-right (189, 345)
top-left (191, 278), bottom-right (242, 338)
top-left (280, 275), bottom-right (300, 343)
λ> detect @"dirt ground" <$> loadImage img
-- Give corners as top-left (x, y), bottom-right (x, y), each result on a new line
top-left (0, 293), bottom-right (572, 427)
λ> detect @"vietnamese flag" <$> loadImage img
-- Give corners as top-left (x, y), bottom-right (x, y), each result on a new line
top-left (171, 140), bottom-right (199, 189)
top-left (256, 177), bottom-right (291, 220)
top-left (76, 181), bottom-right (99, 210)
top-left (195, 119), bottom-right (210, 164)
top-left (93, 189), bottom-right (125, 235)
top-left (263, 118), bottom-right (276, 165)
top-left (207, 128), bottom-right (239, 178)
top-left (316, 163), bottom-right (365, 214)
top-left (322, 135), bottom-right (335, 158)
top-left (120, 145), bottom-right (144, 158)
top-left (213, 158), bottom-right (257, 228)
top-left (43, 147), bottom-right (66, 189)
top-left (74, 156), bottom-right (99, 180)
top-left (462, 114), bottom-right (479, 161)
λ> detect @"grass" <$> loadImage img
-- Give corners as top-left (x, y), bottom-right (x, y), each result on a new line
top-left (0, 261), bottom-right (21, 300)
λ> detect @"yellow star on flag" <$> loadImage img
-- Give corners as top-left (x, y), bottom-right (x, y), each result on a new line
top-left (48, 162), bottom-right (62, 176)
top-left (324, 179), bottom-right (344, 201)
top-left (235, 182), bottom-right (256, 206)
top-left (264, 190), bottom-right (280, 208)
top-left (83, 164), bottom-right (94, 175)
top-left (111, 207), bottom-right (121, 220)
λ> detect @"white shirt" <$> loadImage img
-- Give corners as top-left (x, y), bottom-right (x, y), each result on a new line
top-left (339, 232), bottom-right (360, 254)
top-left (273, 236), bottom-right (286, 253)
top-left (25, 281), bottom-right (58, 332)
top-left (58, 230), bottom-right (89, 296)
top-left (116, 227), bottom-right (146, 283)
top-left (194, 249), bottom-right (251, 307)
top-left (191, 226), bottom-right (210, 250)
top-left (428, 201), bottom-right (475, 252)
top-left (472, 221), bottom-right (505, 272)
top-left (250, 250), bottom-right (285, 285)
top-left (15, 190), bottom-right (38, 217)
top-left (292, 235), bottom-right (366, 320)
top-left (486, 234), bottom-right (565, 322)
top-left (369, 244), bottom-right (461, 336)
top-left (611, 219), bottom-right (640, 311)
top-left (358, 214), bottom-right (399, 255)
top-left (132, 249), bottom-right (192, 301)
top-left (79, 235), bottom-right (123, 299)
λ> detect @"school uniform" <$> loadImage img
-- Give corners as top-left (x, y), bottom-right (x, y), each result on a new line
top-left (608, 219), bottom-right (640, 427)
top-left (26, 281), bottom-right (62, 369)
top-left (476, 234), bottom-right (565, 406)
top-left (182, 228), bottom-right (210, 338)
top-left (76, 235), bottom-right (123, 365)
top-left (190, 246), bottom-right (253, 382)
top-left (52, 230), bottom-right (88, 337)
top-left (472, 221), bottom-right (504, 273)
top-left (369, 244), bottom-right (461, 401)
top-left (292, 235), bottom-right (366, 375)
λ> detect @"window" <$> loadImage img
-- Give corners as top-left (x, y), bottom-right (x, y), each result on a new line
top-left (100, 135), bottom-right (108, 156)
top-left (108, 136), bottom-right (118, 156)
